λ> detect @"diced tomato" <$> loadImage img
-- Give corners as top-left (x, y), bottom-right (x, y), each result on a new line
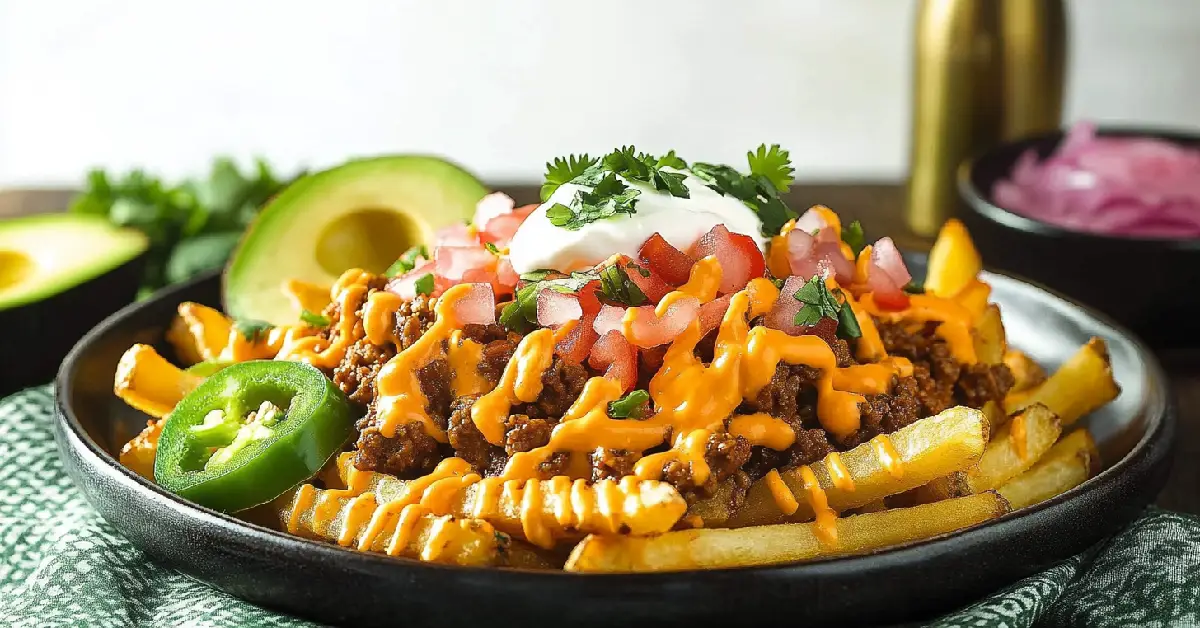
top-left (689, 225), bottom-right (766, 294)
top-left (871, 289), bottom-right (911, 311)
top-left (698, 294), bottom-right (733, 337)
top-left (556, 281), bottom-right (602, 364)
top-left (638, 233), bottom-right (695, 286)
top-left (494, 257), bottom-right (520, 295)
top-left (618, 257), bottom-right (673, 303)
top-left (589, 330), bottom-right (638, 393)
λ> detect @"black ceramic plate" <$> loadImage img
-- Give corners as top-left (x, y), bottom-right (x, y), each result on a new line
top-left (55, 263), bottom-right (1174, 628)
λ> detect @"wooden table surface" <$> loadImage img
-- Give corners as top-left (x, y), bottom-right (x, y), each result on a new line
top-left (3, 183), bottom-right (1196, 513)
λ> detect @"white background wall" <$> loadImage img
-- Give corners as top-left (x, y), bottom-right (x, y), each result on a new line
top-left (1, 0), bottom-right (1197, 187)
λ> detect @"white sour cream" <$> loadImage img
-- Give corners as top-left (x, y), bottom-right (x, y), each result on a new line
top-left (508, 169), bottom-right (765, 274)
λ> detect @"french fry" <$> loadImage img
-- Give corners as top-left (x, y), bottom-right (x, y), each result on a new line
top-left (333, 455), bottom-right (686, 544)
top-left (564, 491), bottom-right (1010, 573)
top-left (924, 218), bottom-right (982, 299)
top-left (716, 406), bottom-right (989, 528)
top-left (1003, 349), bottom-right (1047, 393)
top-left (966, 403), bottom-right (1061, 493)
top-left (119, 417), bottom-right (166, 479)
top-left (1004, 338), bottom-right (1120, 428)
top-left (113, 344), bottom-right (203, 419)
top-left (852, 499), bottom-right (889, 514)
top-left (981, 400), bottom-right (1006, 431)
top-left (973, 304), bottom-right (1006, 365)
top-left (686, 471), bottom-right (750, 525)
top-left (899, 471), bottom-right (971, 506)
top-left (165, 302), bottom-right (232, 365)
top-left (277, 487), bottom-right (506, 566)
top-left (999, 429), bottom-right (1099, 510)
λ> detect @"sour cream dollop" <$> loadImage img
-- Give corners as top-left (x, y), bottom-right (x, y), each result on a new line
top-left (508, 169), bottom-right (766, 273)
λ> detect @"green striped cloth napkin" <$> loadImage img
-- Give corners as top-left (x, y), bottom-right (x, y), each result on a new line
top-left (0, 385), bottom-right (1196, 627)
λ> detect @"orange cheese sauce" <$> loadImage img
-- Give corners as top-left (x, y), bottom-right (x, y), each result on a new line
top-left (826, 451), bottom-right (855, 492)
top-left (860, 292), bottom-right (978, 364)
top-left (275, 269), bottom-right (372, 369)
top-left (764, 469), bottom-right (800, 515)
top-left (727, 414), bottom-right (796, 450)
top-left (870, 434), bottom-right (904, 479)
top-left (799, 465), bottom-right (838, 546)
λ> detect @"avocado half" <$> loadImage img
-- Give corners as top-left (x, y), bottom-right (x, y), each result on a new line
top-left (223, 155), bottom-right (488, 326)
top-left (0, 213), bottom-right (148, 394)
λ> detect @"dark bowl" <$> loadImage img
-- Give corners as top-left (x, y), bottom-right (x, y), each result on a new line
top-left (957, 125), bottom-right (1200, 353)
top-left (54, 264), bottom-right (1174, 628)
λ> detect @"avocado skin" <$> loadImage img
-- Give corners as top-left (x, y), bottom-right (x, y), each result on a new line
top-left (0, 252), bottom-right (146, 396)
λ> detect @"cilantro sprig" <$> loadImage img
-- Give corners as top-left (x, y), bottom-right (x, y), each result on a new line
top-left (791, 276), bottom-right (862, 340)
top-left (540, 146), bottom-right (692, 231)
top-left (384, 244), bottom-right (429, 278)
top-left (691, 143), bottom-right (798, 237)
top-left (841, 220), bottom-right (866, 257)
top-left (598, 264), bottom-right (647, 307)
top-left (233, 319), bottom-right (274, 342)
top-left (608, 389), bottom-right (651, 419)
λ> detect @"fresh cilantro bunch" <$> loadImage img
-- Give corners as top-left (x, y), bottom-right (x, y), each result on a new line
top-left (540, 146), bottom-right (692, 231)
top-left (691, 144), bottom-right (798, 237)
top-left (792, 276), bottom-right (862, 340)
top-left (69, 157), bottom-right (304, 297)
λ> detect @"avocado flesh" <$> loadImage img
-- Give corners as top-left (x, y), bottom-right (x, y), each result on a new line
top-left (0, 214), bottom-right (148, 311)
top-left (223, 155), bottom-right (488, 326)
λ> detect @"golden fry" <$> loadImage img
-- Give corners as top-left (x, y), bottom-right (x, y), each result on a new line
top-left (165, 302), bottom-right (232, 365)
top-left (565, 491), bottom-right (1010, 573)
top-left (973, 304), bottom-right (1006, 365)
top-left (900, 471), bottom-right (971, 506)
top-left (999, 429), bottom-right (1099, 510)
top-left (277, 487), bottom-right (506, 566)
top-left (113, 344), bottom-right (203, 419)
top-left (118, 417), bottom-right (166, 480)
top-left (1005, 338), bottom-right (1120, 427)
top-left (925, 218), bottom-right (982, 299)
top-left (717, 406), bottom-right (989, 528)
top-left (1003, 349), bottom-right (1047, 393)
top-left (333, 455), bottom-right (686, 544)
top-left (966, 403), bottom-right (1061, 493)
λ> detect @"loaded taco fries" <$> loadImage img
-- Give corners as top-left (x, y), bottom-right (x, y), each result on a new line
top-left (113, 146), bottom-right (1120, 572)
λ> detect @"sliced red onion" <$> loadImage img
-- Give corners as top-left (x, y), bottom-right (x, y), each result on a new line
top-left (593, 304), bottom-right (626, 336)
top-left (869, 237), bottom-right (912, 287)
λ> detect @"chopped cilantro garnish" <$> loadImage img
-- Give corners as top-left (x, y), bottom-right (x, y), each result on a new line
top-left (599, 264), bottom-right (647, 307)
top-left (541, 154), bottom-right (598, 202)
top-left (690, 144), bottom-right (798, 237)
top-left (413, 273), bottom-right (435, 296)
top-left (904, 279), bottom-right (925, 294)
top-left (842, 220), bottom-right (866, 257)
top-left (483, 242), bottom-right (500, 255)
top-left (384, 244), bottom-right (429, 277)
top-left (608, 389), bottom-right (651, 419)
top-left (792, 276), bottom-right (842, 327)
top-left (771, 277), bottom-right (786, 289)
top-left (546, 172), bottom-right (642, 231)
top-left (500, 270), bottom-right (600, 333)
top-left (300, 309), bottom-right (331, 328)
top-left (834, 290), bottom-right (862, 340)
top-left (233, 319), bottom-right (274, 342)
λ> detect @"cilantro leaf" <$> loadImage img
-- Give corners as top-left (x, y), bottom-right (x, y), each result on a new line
top-left (792, 276), bottom-right (841, 327)
top-left (233, 319), bottom-right (274, 342)
top-left (599, 264), bottom-right (647, 306)
top-left (835, 291), bottom-right (862, 340)
top-left (603, 146), bottom-right (652, 183)
top-left (841, 220), bottom-right (866, 257)
top-left (608, 389), bottom-right (651, 419)
top-left (499, 283), bottom-right (541, 334)
top-left (546, 203), bottom-right (575, 228)
top-left (300, 309), bottom-right (331, 328)
top-left (904, 279), bottom-right (925, 294)
top-left (546, 174), bottom-right (641, 231)
top-left (384, 244), bottom-right (429, 277)
top-left (651, 169), bottom-right (690, 198)
top-left (656, 150), bottom-right (688, 169)
top-left (413, 273), bottom-right (435, 296)
top-left (484, 242), bottom-right (501, 255)
top-left (541, 154), bottom-right (598, 201)
top-left (747, 144), bottom-right (795, 192)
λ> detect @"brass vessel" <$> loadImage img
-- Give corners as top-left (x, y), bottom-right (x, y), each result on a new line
top-left (906, 0), bottom-right (1068, 237)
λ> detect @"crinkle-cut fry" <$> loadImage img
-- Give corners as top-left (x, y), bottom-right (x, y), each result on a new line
top-left (165, 302), bottom-right (232, 365)
top-left (333, 455), bottom-right (686, 545)
top-left (277, 486), bottom-right (506, 566)
top-left (1004, 349), bottom-right (1047, 393)
top-left (924, 218), bottom-right (982, 299)
top-left (973, 304), bottom-right (1006, 365)
top-left (1004, 338), bottom-right (1119, 428)
top-left (113, 344), bottom-right (203, 419)
top-left (999, 428), bottom-right (1099, 510)
top-left (717, 406), bottom-right (989, 528)
top-left (119, 417), bottom-right (166, 479)
top-left (565, 491), bottom-right (1010, 573)
top-left (966, 403), bottom-right (1061, 493)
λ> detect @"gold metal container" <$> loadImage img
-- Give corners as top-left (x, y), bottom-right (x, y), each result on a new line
top-left (905, 0), bottom-right (1067, 238)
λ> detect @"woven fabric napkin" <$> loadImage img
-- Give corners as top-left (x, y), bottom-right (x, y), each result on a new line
top-left (0, 385), bottom-right (1196, 628)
